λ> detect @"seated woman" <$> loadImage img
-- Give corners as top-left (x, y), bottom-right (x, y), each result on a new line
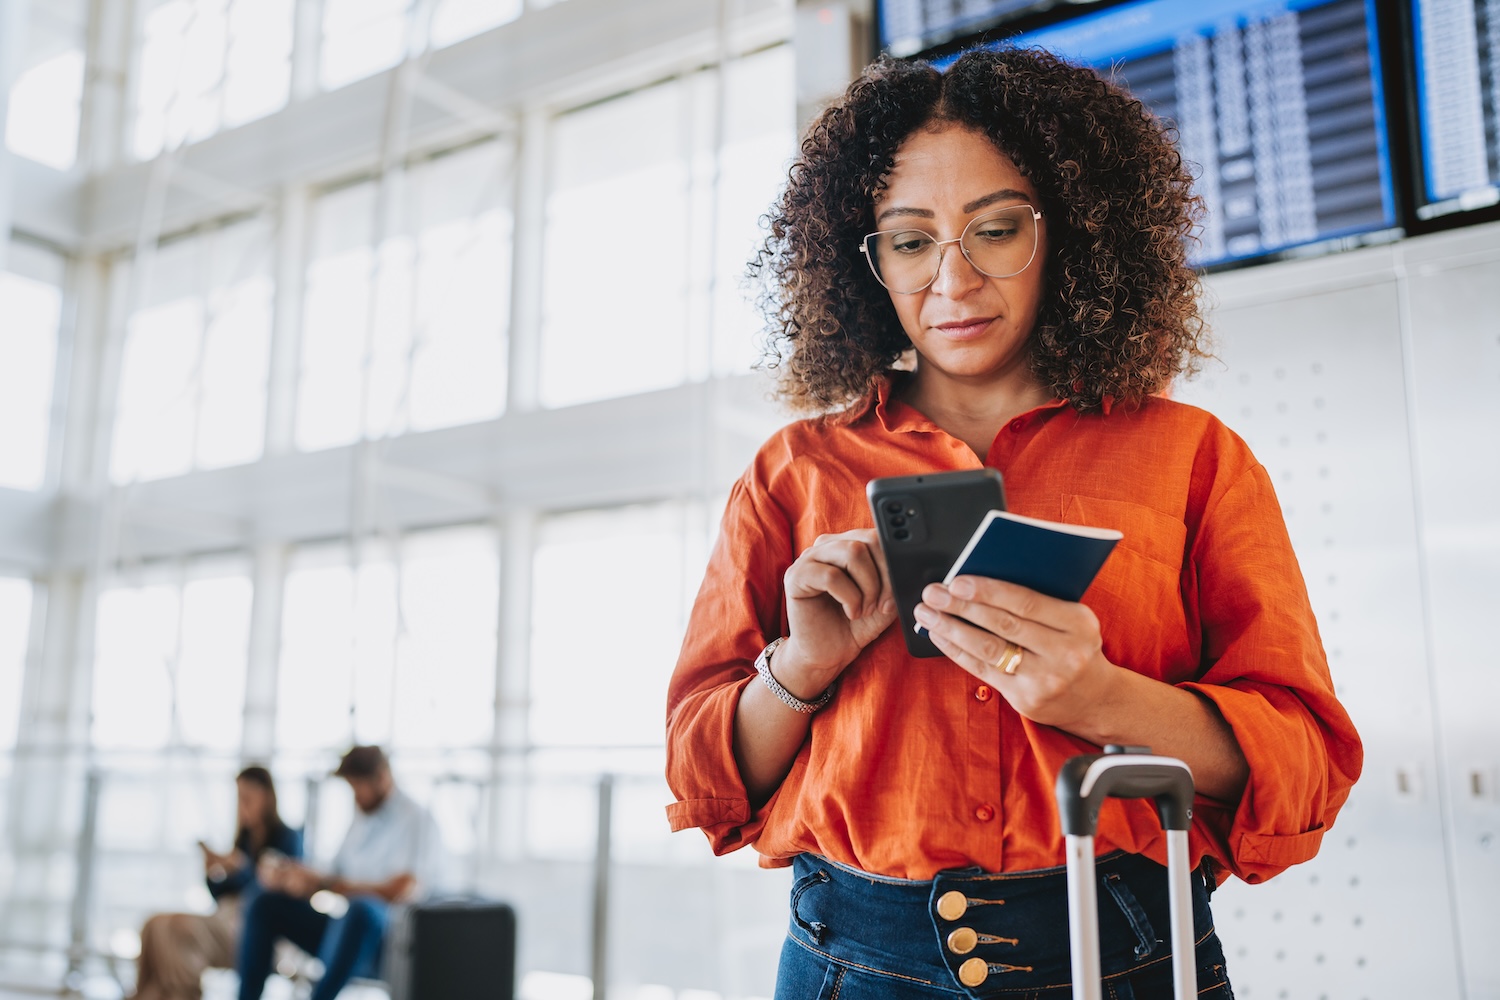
top-left (130, 765), bottom-right (301, 1000)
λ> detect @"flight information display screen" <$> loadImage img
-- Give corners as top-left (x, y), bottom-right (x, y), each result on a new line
top-left (1410, 0), bottom-right (1500, 219)
top-left (878, 0), bottom-right (1043, 57)
top-left (944, 0), bottom-right (1399, 267)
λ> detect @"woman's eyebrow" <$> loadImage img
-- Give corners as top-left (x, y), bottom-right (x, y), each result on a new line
top-left (874, 188), bottom-right (1033, 224)
top-left (874, 206), bottom-right (934, 223)
top-left (962, 188), bottom-right (1031, 213)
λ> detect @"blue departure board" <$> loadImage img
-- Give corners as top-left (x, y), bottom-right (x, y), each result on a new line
top-left (939, 0), bottom-right (1400, 267)
top-left (1410, 0), bottom-right (1500, 219)
top-left (878, 0), bottom-right (1043, 57)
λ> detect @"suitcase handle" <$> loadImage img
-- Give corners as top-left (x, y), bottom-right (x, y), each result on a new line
top-left (1056, 744), bottom-right (1194, 837)
top-left (1057, 746), bottom-right (1196, 1000)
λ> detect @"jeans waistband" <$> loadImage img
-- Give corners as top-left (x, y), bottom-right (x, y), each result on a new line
top-left (786, 852), bottom-right (1212, 997)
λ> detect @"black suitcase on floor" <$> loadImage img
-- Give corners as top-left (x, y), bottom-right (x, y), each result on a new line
top-left (385, 899), bottom-right (517, 1000)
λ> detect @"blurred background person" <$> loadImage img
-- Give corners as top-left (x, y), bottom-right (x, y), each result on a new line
top-left (130, 766), bottom-right (300, 1000)
top-left (235, 746), bottom-right (445, 1000)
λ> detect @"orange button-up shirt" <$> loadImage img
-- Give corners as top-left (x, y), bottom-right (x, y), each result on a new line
top-left (665, 377), bottom-right (1363, 884)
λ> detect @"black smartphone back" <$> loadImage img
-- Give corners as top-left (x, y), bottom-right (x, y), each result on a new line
top-left (866, 468), bottom-right (1007, 658)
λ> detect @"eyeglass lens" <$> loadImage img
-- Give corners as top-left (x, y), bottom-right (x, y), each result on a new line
top-left (865, 206), bottom-right (1038, 294)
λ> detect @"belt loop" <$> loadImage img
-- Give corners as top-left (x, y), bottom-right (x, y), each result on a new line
top-left (1197, 857), bottom-right (1219, 898)
top-left (791, 868), bottom-right (831, 945)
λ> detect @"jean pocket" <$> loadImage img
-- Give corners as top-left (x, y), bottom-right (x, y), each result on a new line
top-left (776, 932), bottom-right (845, 1000)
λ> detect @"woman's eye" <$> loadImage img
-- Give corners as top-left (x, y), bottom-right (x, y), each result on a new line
top-left (975, 225), bottom-right (1019, 241)
top-left (888, 233), bottom-right (933, 254)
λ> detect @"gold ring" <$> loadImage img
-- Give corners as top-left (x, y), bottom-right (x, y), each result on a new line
top-left (995, 641), bottom-right (1023, 676)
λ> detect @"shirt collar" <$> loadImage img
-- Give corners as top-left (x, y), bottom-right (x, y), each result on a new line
top-left (862, 371), bottom-right (1094, 433)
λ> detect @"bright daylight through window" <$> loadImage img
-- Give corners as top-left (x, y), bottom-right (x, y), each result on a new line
top-left (297, 141), bottom-right (512, 451)
top-left (0, 245), bottom-right (63, 492)
top-left (540, 45), bottom-right (794, 408)
top-left (0, 578), bottom-right (32, 752)
top-left (133, 0), bottom-right (294, 161)
top-left (110, 219), bottom-right (274, 482)
top-left (276, 527), bottom-right (499, 755)
top-left (91, 569), bottom-right (252, 752)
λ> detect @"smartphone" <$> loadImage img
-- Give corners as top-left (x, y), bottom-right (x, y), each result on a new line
top-left (867, 468), bottom-right (1006, 658)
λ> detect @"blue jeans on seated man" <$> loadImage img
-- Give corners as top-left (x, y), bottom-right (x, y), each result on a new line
top-left (236, 890), bottom-right (388, 1000)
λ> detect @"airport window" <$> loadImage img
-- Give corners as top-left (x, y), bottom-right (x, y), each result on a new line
top-left (539, 46), bottom-right (795, 408)
top-left (430, 0), bottom-right (523, 48)
top-left (110, 218), bottom-right (274, 482)
top-left (277, 526), bottom-right (499, 754)
top-left (711, 45), bottom-right (796, 377)
top-left (132, 0), bottom-right (294, 160)
top-left (528, 503), bottom-right (705, 754)
top-left (320, 0), bottom-right (412, 91)
top-left (91, 568), bottom-right (252, 752)
top-left (296, 140), bottom-right (512, 451)
top-left (540, 79), bottom-right (694, 408)
top-left (525, 502), bottom-right (711, 862)
top-left (0, 579), bottom-right (32, 752)
top-left (0, 246), bottom-right (63, 492)
top-left (5, 49), bottom-right (85, 170)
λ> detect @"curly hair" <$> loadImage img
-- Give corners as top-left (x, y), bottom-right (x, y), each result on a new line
top-left (753, 47), bottom-right (1208, 415)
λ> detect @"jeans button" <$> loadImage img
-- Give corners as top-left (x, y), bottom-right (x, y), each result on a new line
top-left (936, 890), bottom-right (968, 921)
top-left (947, 926), bottom-right (978, 955)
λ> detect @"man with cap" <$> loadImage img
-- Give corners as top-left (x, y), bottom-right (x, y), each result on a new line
top-left (234, 746), bottom-right (446, 1000)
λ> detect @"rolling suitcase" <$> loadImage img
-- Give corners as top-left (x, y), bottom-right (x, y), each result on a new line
top-left (1055, 746), bottom-right (1196, 1000)
top-left (384, 898), bottom-right (517, 1000)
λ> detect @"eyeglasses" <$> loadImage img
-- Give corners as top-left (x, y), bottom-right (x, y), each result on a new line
top-left (860, 205), bottom-right (1043, 294)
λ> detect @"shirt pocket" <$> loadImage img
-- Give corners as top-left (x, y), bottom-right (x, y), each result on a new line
top-left (1062, 494), bottom-right (1191, 681)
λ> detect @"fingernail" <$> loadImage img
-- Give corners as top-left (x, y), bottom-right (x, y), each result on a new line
top-left (924, 585), bottom-right (949, 607)
top-left (951, 577), bottom-right (975, 599)
top-left (913, 605), bottom-right (935, 625)
top-left (883, 599), bottom-right (896, 614)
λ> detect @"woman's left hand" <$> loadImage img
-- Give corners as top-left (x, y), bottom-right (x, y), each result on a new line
top-left (912, 575), bottom-right (1119, 733)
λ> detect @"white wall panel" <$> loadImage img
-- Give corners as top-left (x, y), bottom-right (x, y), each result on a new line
top-left (1177, 255), bottom-right (1462, 998)
top-left (1402, 235), bottom-right (1500, 999)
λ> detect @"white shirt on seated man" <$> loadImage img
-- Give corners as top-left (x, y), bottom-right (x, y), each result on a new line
top-left (235, 746), bottom-right (447, 1000)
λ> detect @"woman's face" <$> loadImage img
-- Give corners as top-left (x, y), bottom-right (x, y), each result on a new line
top-left (872, 124), bottom-right (1048, 386)
top-left (237, 778), bottom-right (269, 829)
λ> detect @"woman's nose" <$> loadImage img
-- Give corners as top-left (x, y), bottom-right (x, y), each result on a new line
top-left (929, 241), bottom-right (985, 297)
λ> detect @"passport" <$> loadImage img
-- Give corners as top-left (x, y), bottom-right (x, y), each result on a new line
top-left (941, 510), bottom-right (1122, 602)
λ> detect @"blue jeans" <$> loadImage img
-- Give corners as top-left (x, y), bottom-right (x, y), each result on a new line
top-left (775, 852), bottom-right (1234, 999)
top-left (236, 891), bottom-right (388, 1000)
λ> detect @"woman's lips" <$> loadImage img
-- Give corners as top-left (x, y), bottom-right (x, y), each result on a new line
top-left (932, 316), bottom-right (997, 340)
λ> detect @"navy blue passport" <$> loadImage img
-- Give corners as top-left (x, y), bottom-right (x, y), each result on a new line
top-left (942, 510), bottom-right (1122, 601)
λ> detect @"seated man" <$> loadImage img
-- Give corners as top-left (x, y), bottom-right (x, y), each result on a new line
top-left (236, 746), bottom-right (445, 1000)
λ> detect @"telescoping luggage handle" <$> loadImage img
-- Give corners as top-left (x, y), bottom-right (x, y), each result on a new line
top-left (1055, 745), bottom-right (1196, 1000)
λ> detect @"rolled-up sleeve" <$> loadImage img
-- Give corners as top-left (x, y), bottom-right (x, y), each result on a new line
top-left (665, 466), bottom-right (796, 854)
top-left (1181, 463), bottom-right (1363, 884)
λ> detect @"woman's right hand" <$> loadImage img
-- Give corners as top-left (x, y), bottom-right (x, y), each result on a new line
top-left (775, 529), bottom-right (897, 699)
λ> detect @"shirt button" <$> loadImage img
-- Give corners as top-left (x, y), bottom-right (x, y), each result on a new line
top-left (974, 803), bottom-right (995, 822)
top-left (974, 684), bottom-right (992, 702)
top-left (1009, 418), bottom-right (1026, 432)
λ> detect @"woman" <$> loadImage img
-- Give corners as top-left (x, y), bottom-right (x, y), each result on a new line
top-left (131, 766), bottom-right (301, 1000)
top-left (665, 48), bottom-right (1363, 998)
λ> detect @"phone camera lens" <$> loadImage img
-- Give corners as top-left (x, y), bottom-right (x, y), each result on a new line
top-left (893, 529), bottom-right (910, 541)
top-left (884, 500), bottom-right (903, 514)
top-left (890, 515), bottom-right (906, 527)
